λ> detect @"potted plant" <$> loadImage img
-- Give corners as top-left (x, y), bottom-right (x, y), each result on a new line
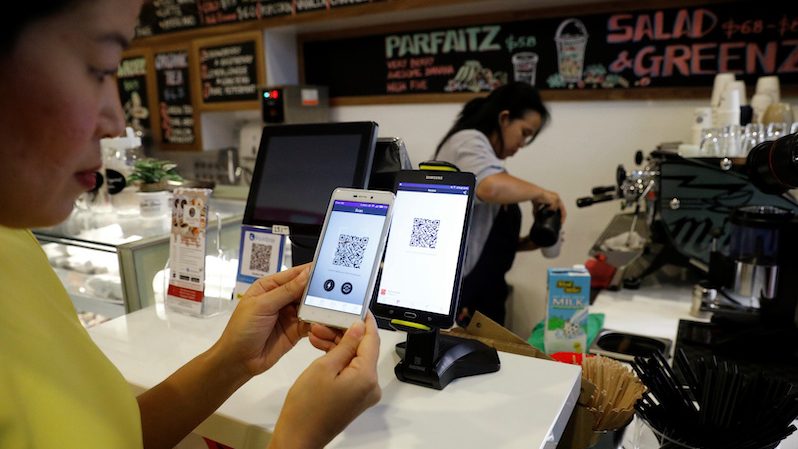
top-left (127, 158), bottom-right (183, 217)
top-left (127, 158), bottom-right (183, 192)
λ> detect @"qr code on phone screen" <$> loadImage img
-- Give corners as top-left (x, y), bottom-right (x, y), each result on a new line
top-left (410, 218), bottom-right (440, 249)
top-left (249, 243), bottom-right (272, 273)
top-left (332, 234), bottom-right (369, 269)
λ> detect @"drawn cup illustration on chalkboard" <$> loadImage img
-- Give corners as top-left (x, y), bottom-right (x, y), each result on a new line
top-left (511, 52), bottom-right (539, 86)
top-left (554, 18), bottom-right (589, 84)
top-left (124, 91), bottom-right (149, 136)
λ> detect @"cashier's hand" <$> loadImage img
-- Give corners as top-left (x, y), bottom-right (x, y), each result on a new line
top-left (534, 188), bottom-right (567, 223)
top-left (270, 312), bottom-right (382, 449)
top-left (215, 264), bottom-right (311, 377)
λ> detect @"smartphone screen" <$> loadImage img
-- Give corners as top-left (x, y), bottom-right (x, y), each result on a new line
top-left (304, 199), bottom-right (391, 316)
top-left (376, 181), bottom-right (471, 316)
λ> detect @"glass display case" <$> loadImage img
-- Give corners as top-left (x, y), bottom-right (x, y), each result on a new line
top-left (33, 198), bottom-right (245, 327)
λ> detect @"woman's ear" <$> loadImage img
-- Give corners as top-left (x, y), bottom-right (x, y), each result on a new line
top-left (498, 110), bottom-right (511, 127)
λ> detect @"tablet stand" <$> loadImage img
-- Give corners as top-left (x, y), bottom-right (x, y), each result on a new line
top-left (394, 326), bottom-right (500, 390)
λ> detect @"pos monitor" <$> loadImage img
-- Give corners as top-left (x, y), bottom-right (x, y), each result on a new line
top-left (243, 122), bottom-right (379, 263)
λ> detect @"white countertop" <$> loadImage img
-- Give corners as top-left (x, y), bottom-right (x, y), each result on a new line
top-left (591, 281), bottom-right (706, 345)
top-left (89, 302), bottom-right (581, 449)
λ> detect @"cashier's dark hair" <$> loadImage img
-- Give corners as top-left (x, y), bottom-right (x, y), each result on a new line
top-left (0, 0), bottom-right (74, 53)
top-left (435, 82), bottom-right (550, 157)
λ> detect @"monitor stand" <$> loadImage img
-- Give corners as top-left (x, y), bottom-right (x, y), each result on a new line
top-left (394, 327), bottom-right (500, 390)
top-left (289, 234), bottom-right (318, 266)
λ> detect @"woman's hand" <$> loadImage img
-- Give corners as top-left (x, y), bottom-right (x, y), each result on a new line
top-left (213, 264), bottom-right (312, 377)
top-left (534, 189), bottom-right (567, 223)
top-left (138, 265), bottom-right (313, 449)
top-left (517, 235), bottom-right (541, 252)
top-left (307, 322), bottom-right (344, 352)
top-left (269, 313), bottom-right (382, 449)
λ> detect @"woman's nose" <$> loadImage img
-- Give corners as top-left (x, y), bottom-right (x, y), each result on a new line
top-left (99, 82), bottom-right (127, 138)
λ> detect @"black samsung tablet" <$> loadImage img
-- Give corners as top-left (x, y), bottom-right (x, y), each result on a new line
top-left (371, 170), bottom-right (475, 329)
top-left (243, 122), bottom-right (378, 237)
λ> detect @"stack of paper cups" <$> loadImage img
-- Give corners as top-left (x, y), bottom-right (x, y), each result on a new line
top-left (692, 107), bottom-right (712, 145)
top-left (751, 93), bottom-right (774, 123)
top-left (714, 89), bottom-right (740, 127)
top-left (727, 81), bottom-right (747, 106)
top-left (710, 73), bottom-right (736, 109)
top-left (692, 107), bottom-right (713, 127)
top-left (755, 76), bottom-right (780, 103)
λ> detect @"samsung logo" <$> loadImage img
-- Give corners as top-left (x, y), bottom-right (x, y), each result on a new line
top-left (425, 175), bottom-right (443, 180)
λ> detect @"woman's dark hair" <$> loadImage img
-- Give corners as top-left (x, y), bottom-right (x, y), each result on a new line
top-left (435, 82), bottom-right (550, 156)
top-left (0, 1), bottom-right (75, 54)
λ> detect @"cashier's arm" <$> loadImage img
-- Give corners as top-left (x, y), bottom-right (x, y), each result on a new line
top-left (477, 172), bottom-right (567, 221)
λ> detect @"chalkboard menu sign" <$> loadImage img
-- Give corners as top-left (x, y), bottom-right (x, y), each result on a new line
top-left (154, 48), bottom-right (200, 149)
top-left (117, 53), bottom-right (154, 139)
top-left (294, 0), bottom-right (329, 14)
top-left (197, 0), bottom-right (292, 25)
top-left (195, 32), bottom-right (265, 108)
top-left (136, 1), bottom-right (200, 38)
top-left (301, 2), bottom-right (798, 101)
top-left (136, 0), bottom-right (382, 36)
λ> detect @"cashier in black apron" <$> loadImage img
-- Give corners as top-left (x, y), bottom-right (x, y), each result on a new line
top-left (433, 82), bottom-right (566, 326)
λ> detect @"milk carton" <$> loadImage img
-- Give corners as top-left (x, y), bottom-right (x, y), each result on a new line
top-left (544, 266), bottom-right (590, 354)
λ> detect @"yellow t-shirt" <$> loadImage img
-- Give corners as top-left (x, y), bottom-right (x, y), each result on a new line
top-left (0, 227), bottom-right (142, 448)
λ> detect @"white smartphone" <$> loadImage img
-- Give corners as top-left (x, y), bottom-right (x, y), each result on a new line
top-left (298, 188), bottom-right (395, 329)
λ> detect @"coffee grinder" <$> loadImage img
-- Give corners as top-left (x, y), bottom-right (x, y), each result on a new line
top-left (707, 205), bottom-right (795, 323)
top-left (744, 131), bottom-right (798, 329)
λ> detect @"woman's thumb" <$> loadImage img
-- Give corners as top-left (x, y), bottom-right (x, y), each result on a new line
top-left (319, 320), bottom-right (365, 371)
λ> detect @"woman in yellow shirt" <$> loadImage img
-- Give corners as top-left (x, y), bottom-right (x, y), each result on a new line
top-left (0, 1), bottom-right (380, 448)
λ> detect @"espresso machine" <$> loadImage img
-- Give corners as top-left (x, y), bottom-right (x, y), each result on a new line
top-left (581, 133), bottom-right (798, 379)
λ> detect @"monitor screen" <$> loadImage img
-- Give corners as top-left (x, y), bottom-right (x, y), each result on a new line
top-left (243, 122), bottom-right (378, 237)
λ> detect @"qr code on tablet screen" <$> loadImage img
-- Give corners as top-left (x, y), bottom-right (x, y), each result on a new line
top-left (332, 234), bottom-right (369, 269)
top-left (249, 243), bottom-right (272, 273)
top-left (410, 218), bottom-right (440, 249)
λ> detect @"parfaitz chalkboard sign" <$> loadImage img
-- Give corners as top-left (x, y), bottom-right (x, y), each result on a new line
top-left (154, 49), bottom-right (199, 148)
top-left (301, 2), bottom-right (798, 100)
